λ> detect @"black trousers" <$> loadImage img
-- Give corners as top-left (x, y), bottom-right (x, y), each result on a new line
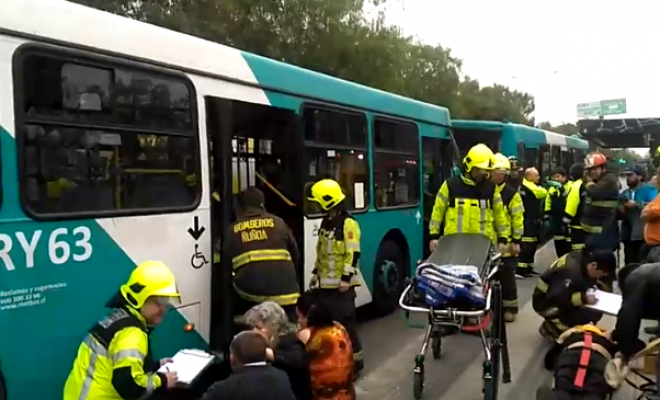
top-left (570, 227), bottom-right (586, 251)
top-left (500, 256), bottom-right (518, 313)
top-left (554, 239), bottom-right (571, 258)
top-left (623, 240), bottom-right (644, 265)
top-left (318, 288), bottom-right (363, 366)
top-left (518, 239), bottom-right (537, 270)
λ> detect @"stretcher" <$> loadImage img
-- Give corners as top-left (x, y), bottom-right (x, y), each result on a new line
top-left (399, 234), bottom-right (512, 400)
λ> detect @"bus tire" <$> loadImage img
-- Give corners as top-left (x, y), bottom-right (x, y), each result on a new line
top-left (371, 240), bottom-right (405, 316)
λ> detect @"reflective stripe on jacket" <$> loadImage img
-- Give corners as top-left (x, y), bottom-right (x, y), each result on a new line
top-left (224, 209), bottom-right (301, 305)
top-left (496, 182), bottom-right (524, 254)
top-left (429, 175), bottom-right (509, 244)
top-left (314, 210), bottom-right (361, 289)
top-left (532, 251), bottom-right (596, 324)
top-left (63, 307), bottom-right (163, 400)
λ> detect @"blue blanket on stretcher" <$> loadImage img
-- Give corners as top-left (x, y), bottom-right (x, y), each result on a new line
top-left (414, 263), bottom-right (486, 308)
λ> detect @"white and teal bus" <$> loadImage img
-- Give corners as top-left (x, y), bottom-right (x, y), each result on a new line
top-left (0, 0), bottom-right (460, 398)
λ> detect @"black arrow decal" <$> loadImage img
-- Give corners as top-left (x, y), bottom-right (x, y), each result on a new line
top-left (187, 216), bottom-right (205, 240)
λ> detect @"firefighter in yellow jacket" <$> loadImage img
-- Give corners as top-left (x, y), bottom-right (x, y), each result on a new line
top-left (64, 261), bottom-right (181, 400)
top-left (492, 153), bottom-right (525, 322)
top-left (429, 143), bottom-right (510, 253)
top-left (307, 178), bottom-right (364, 374)
top-left (223, 187), bottom-right (301, 320)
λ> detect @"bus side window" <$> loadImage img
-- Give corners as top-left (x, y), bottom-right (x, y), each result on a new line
top-left (372, 118), bottom-right (419, 209)
top-left (524, 147), bottom-right (539, 170)
top-left (16, 50), bottom-right (200, 218)
top-left (539, 145), bottom-right (551, 178)
top-left (302, 106), bottom-right (368, 215)
top-left (550, 145), bottom-right (561, 171)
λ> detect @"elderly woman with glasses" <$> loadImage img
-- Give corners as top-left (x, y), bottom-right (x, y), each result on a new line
top-left (245, 301), bottom-right (312, 400)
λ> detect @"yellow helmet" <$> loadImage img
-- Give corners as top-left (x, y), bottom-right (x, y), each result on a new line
top-left (492, 153), bottom-right (511, 171)
top-left (463, 143), bottom-right (495, 172)
top-left (308, 179), bottom-right (346, 211)
top-left (656, 145), bottom-right (660, 157)
top-left (120, 261), bottom-right (181, 309)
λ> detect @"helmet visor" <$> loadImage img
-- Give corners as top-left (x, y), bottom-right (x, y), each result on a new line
top-left (151, 295), bottom-right (182, 308)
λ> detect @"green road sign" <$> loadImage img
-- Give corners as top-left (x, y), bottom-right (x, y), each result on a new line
top-left (577, 98), bottom-right (627, 118)
top-left (600, 98), bottom-right (627, 116)
top-left (577, 102), bottom-right (601, 118)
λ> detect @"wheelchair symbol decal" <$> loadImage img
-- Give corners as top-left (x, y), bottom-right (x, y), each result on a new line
top-left (190, 244), bottom-right (209, 269)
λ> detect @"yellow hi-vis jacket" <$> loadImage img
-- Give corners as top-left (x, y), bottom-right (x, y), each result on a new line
top-left (64, 307), bottom-right (164, 400)
top-left (429, 174), bottom-right (510, 244)
top-left (313, 210), bottom-right (362, 289)
top-left (496, 182), bottom-right (524, 256)
top-left (563, 179), bottom-right (584, 229)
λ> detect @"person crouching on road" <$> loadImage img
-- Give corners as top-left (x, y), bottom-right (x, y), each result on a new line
top-left (224, 187), bottom-right (301, 321)
top-left (532, 249), bottom-right (616, 340)
top-left (537, 324), bottom-right (618, 400)
top-left (63, 261), bottom-right (181, 400)
top-left (612, 262), bottom-right (660, 380)
top-left (491, 153), bottom-right (524, 322)
top-left (307, 179), bottom-right (364, 376)
top-left (200, 331), bottom-right (297, 400)
top-left (245, 301), bottom-right (312, 400)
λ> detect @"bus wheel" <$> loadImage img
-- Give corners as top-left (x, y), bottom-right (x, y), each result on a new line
top-left (371, 240), bottom-right (405, 316)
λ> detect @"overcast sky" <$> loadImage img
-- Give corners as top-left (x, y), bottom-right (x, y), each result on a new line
top-left (386, 0), bottom-right (658, 125)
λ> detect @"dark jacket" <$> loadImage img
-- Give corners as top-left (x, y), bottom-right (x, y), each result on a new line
top-left (200, 364), bottom-right (296, 400)
top-left (613, 263), bottom-right (660, 359)
top-left (532, 250), bottom-right (597, 319)
top-left (273, 333), bottom-right (312, 400)
top-left (223, 209), bottom-right (301, 304)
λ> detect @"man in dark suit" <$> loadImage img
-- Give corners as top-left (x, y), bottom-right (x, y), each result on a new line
top-left (200, 331), bottom-right (297, 400)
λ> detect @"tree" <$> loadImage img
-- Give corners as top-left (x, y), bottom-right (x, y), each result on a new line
top-left (537, 122), bottom-right (578, 135)
top-left (72, 0), bottom-right (536, 123)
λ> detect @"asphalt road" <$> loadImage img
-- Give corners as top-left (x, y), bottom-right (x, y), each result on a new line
top-left (354, 241), bottom-right (560, 400)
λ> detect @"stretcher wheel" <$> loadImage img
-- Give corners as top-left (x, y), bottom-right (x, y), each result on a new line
top-left (413, 369), bottom-right (424, 399)
top-left (431, 334), bottom-right (442, 360)
top-left (413, 357), bottom-right (425, 399)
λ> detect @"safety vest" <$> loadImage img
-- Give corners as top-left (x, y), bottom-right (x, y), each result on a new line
top-left (226, 210), bottom-right (300, 305)
top-left (496, 182), bottom-right (524, 249)
top-left (445, 176), bottom-right (502, 243)
top-left (63, 308), bottom-right (161, 400)
top-left (544, 182), bottom-right (570, 238)
top-left (314, 210), bottom-right (361, 289)
top-left (563, 179), bottom-right (586, 231)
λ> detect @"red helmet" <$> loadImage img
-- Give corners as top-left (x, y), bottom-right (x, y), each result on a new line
top-left (584, 152), bottom-right (607, 169)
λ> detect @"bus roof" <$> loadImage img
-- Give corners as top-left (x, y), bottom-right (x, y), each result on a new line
top-left (1, 0), bottom-right (451, 126)
top-left (452, 119), bottom-right (589, 149)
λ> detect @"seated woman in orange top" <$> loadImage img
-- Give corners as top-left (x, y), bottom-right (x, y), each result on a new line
top-left (296, 290), bottom-right (355, 400)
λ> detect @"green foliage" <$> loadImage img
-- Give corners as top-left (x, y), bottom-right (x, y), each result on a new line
top-left (537, 122), bottom-right (578, 135)
top-left (72, 0), bottom-right (536, 123)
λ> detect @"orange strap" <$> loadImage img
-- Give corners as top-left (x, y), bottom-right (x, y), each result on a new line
top-left (573, 332), bottom-right (592, 388)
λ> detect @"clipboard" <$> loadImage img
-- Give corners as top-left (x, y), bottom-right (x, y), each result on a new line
top-left (584, 289), bottom-right (622, 316)
top-left (157, 349), bottom-right (215, 385)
